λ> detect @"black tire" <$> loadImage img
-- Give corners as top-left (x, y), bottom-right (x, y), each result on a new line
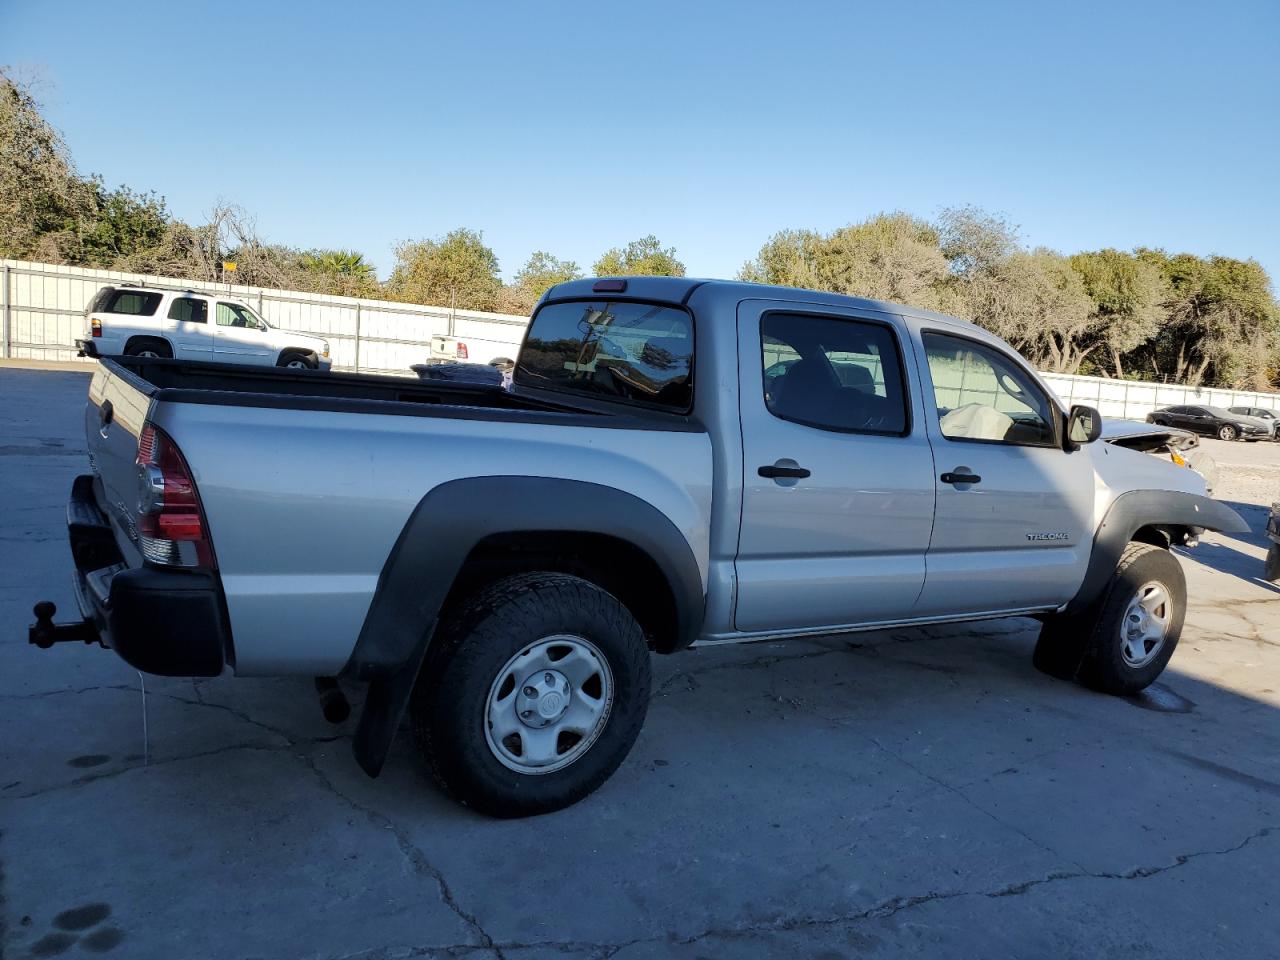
top-left (278, 351), bottom-right (317, 370)
top-left (1079, 543), bottom-right (1185, 695)
top-left (124, 338), bottom-right (172, 359)
top-left (1218, 424), bottom-right (1238, 441)
top-left (1035, 543), bottom-right (1186, 695)
top-left (411, 572), bottom-right (651, 817)
top-left (1264, 544), bottom-right (1280, 583)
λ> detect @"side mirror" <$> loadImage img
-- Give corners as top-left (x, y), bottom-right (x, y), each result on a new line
top-left (1066, 404), bottom-right (1102, 448)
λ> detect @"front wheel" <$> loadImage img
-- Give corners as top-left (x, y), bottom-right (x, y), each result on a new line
top-left (278, 352), bottom-right (317, 370)
top-left (1079, 543), bottom-right (1186, 695)
top-left (411, 572), bottom-right (651, 817)
top-left (1034, 542), bottom-right (1186, 695)
top-left (1218, 424), bottom-right (1238, 441)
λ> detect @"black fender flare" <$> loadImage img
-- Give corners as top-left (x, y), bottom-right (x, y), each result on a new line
top-left (1063, 489), bottom-right (1247, 616)
top-left (345, 476), bottom-right (705, 777)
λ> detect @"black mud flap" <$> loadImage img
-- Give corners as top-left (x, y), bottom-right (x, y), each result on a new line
top-left (351, 624), bottom-right (435, 778)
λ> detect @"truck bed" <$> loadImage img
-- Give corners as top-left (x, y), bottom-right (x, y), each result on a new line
top-left (84, 356), bottom-right (713, 676)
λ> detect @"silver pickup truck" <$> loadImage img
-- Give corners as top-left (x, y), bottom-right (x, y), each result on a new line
top-left (31, 277), bottom-right (1246, 817)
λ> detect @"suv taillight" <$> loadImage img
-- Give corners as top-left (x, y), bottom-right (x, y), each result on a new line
top-left (456, 341), bottom-right (468, 360)
top-left (91, 318), bottom-right (102, 338)
top-left (135, 424), bottom-right (216, 568)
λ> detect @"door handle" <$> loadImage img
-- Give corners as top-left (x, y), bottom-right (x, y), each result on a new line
top-left (940, 471), bottom-right (981, 485)
top-left (758, 463), bottom-right (811, 479)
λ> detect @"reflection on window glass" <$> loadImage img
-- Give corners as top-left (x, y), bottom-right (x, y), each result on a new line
top-left (168, 298), bottom-right (208, 324)
top-left (516, 301), bottom-right (693, 411)
top-left (102, 290), bottom-right (162, 316)
top-left (216, 303), bottom-right (260, 329)
top-left (761, 313), bottom-right (907, 434)
top-left (923, 333), bottom-right (1054, 445)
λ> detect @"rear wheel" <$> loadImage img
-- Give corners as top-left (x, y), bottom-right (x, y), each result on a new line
top-left (411, 572), bottom-right (650, 817)
top-left (1218, 424), bottom-right (1238, 441)
top-left (124, 338), bottom-right (172, 359)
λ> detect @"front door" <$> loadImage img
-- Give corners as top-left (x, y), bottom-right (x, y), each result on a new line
top-left (733, 302), bottom-right (936, 633)
top-left (914, 329), bottom-right (1095, 615)
top-left (214, 301), bottom-right (274, 363)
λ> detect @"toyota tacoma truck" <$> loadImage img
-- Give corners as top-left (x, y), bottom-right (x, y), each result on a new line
top-left (30, 277), bottom-right (1247, 817)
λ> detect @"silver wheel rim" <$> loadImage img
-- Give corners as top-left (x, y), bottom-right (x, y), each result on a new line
top-left (484, 635), bottom-right (614, 775)
top-left (1121, 580), bottom-right (1172, 668)
top-left (1219, 427), bottom-right (1234, 440)
top-left (138, 349), bottom-right (161, 358)
top-left (287, 359), bottom-right (309, 369)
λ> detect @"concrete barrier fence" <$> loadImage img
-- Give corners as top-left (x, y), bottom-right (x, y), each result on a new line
top-left (3, 258), bottom-right (1277, 419)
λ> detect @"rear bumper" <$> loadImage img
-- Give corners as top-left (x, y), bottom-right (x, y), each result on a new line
top-left (75, 339), bottom-right (100, 358)
top-left (34, 475), bottom-right (231, 676)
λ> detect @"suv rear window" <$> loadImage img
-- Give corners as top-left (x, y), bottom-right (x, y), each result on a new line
top-left (95, 289), bottom-right (163, 316)
top-left (516, 300), bottom-right (694, 411)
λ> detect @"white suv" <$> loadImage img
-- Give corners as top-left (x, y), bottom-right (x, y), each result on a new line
top-left (76, 285), bottom-right (332, 370)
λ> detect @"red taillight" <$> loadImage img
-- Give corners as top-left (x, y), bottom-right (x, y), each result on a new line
top-left (456, 341), bottom-right (469, 360)
top-left (135, 423), bottom-right (216, 568)
top-left (91, 318), bottom-right (103, 338)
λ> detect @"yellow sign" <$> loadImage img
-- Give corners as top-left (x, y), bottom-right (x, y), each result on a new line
top-left (222, 261), bottom-right (237, 272)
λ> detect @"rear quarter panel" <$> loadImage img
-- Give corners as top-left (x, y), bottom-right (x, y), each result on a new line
top-left (150, 402), bottom-right (713, 675)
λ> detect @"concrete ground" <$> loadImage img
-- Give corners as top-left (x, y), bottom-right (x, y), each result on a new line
top-left (1, 366), bottom-right (1277, 960)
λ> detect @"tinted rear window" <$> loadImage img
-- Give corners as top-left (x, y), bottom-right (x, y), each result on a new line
top-left (99, 290), bottom-right (163, 316)
top-left (516, 300), bottom-right (693, 411)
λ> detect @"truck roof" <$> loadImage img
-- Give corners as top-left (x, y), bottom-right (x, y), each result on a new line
top-left (542, 276), bottom-right (976, 328)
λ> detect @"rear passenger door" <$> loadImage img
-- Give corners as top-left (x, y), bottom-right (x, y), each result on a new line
top-left (733, 302), bottom-right (936, 633)
top-left (913, 329), bottom-right (1094, 616)
top-left (166, 296), bottom-right (213, 360)
top-left (214, 302), bottom-right (274, 363)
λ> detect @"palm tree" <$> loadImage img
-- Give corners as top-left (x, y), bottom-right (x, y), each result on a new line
top-left (308, 249), bottom-right (373, 279)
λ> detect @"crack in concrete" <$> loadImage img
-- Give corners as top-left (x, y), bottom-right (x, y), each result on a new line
top-left (390, 826), bottom-right (1275, 958)
top-left (293, 754), bottom-right (502, 959)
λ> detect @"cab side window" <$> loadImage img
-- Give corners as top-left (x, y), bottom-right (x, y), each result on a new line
top-left (761, 313), bottom-right (908, 435)
top-left (168, 297), bottom-right (208, 324)
top-left (923, 333), bottom-right (1056, 446)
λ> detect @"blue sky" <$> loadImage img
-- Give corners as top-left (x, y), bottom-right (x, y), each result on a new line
top-left (4, 0), bottom-right (1278, 285)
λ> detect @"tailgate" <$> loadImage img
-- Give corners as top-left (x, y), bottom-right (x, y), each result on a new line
top-left (86, 361), bottom-right (155, 533)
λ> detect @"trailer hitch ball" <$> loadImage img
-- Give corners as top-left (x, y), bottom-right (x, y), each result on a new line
top-left (31, 601), bottom-right (59, 649)
top-left (29, 601), bottom-right (101, 648)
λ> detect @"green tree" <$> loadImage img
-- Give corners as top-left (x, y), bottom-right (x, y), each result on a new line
top-left (958, 249), bottom-right (1096, 372)
top-left (80, 182), bottom-right (170, 267)
top-left (741, 213), bottom-right (949, 308)
top-left (388, 228), bottom-right (501, 311)
top-left (1134, 250), bottom-right (1279, 389)
top-left (1068, 249), bottom-right (1166, 378)
top-left (514, 251), bottom-right (582, 296)
top-left (495, 251), bottom-right (583, 314)
top-left (738, 229), bottom-right (824, 288)
top-left (295, 249), bottom-right (378, 297)
top-left (593, 235), bottom-right (685, 277)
